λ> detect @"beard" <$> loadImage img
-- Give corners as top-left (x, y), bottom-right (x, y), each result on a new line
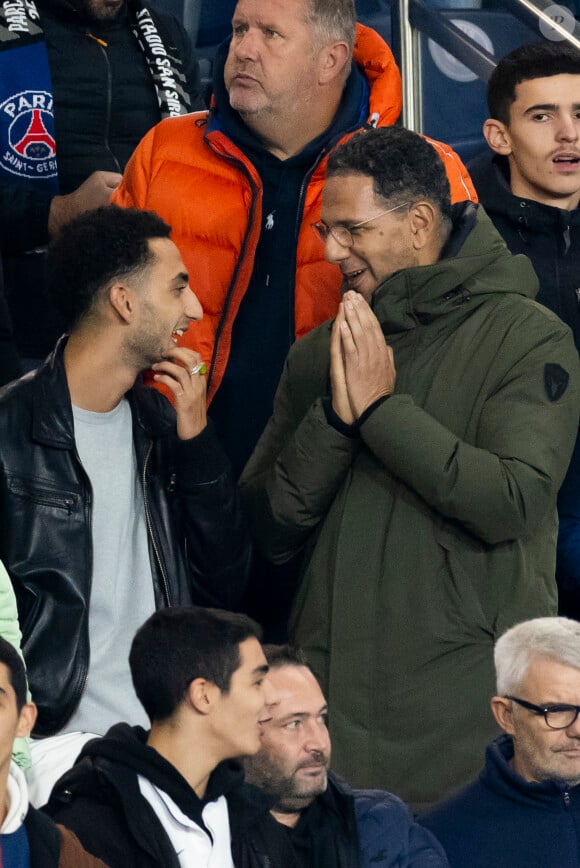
top-left (244, 750), bottom-right (329, 813)
top-left (77, 0), bottom-right (125, 22)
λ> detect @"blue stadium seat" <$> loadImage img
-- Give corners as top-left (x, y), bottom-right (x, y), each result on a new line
top-left (197, 0), bottom-right (236, 47)
top-left (356, 0), bottom-right (393, 44)
top-left (156, 0), bottom-right (201, 42)
top-left (419, 10), bottom-right (542, 161)
top-left (193, 0), bottom-right (235, 97)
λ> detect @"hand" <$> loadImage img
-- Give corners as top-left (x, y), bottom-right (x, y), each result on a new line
top-left (339, 291), bottom-right (395, 419)
top-left (48, 171), bottom-right (123, 236)
top-left (151, 346), bottom-right (207, 440)
top-left (330, 303), bottom-right (355, 425)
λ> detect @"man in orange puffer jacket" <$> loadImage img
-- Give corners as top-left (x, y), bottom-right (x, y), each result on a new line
top-left (113, 0), bottom-right (476, 476)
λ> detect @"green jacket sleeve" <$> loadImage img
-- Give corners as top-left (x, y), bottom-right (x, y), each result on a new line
top-left (241, 346), bottom-right (357, 564)
top-left (359, 324), bottom-right (580, 545)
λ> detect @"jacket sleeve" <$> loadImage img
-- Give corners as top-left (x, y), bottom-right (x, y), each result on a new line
top-left (243, 319), bottom-right (580, 554)
top-left (0, 561), bottom-right (24, 662)
top-left (240, 346), bottom-right (358, 565)
top-left (354, 790), bottom-right (450, 868)
top-left (57, 825), bottom-right (109, 868)
top-left (0, 561), bottom-right (31, 769)
top-left (173, 424), bottom-right (251, 609)
top-left (359, 324), bottom-right (580, 545)
top-left (46, 772), bottom-right (156, 868)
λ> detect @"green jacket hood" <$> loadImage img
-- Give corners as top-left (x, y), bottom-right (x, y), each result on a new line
top-left (372, 202), bottom-right (540, 333)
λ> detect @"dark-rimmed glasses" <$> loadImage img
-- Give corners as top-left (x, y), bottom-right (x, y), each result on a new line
top-left (506, 695), bottom-right (580, 730)
top-left (311, 201), bottom-right (409, 249)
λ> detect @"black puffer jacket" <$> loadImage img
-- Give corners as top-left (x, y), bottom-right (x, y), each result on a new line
top-left (1, 0), bottom-right (204, 358)
top-left (469, 151), bottom-right (580, 350)
top-left (0, 339), bottom-right (250, 736)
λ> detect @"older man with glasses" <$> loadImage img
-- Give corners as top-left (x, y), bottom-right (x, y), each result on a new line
top-left (240, 125), bottom-right (580, 813)
top-left (421, 617), bottom-right (580, 867)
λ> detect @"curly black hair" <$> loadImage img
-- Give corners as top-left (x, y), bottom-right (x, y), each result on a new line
top-left (46, 205), bottom-right (172, 330)
top-left (326, 126), bottom-right (452, 223)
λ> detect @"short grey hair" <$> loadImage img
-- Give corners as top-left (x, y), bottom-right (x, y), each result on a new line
top-left (304, 0), bottom-right (356, 55)
top-left (495, 617), bottom-right (580, 695)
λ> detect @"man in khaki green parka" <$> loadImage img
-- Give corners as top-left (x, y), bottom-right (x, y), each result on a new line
top-left (240, 126), bottom-right (580, 814)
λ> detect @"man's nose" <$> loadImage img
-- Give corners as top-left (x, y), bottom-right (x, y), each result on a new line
top-left (564, 712), bottom-right (580, 737)
top-left (304, 720), bottom-right (331, 754)
top-left (324, 234), bottom-right (351, 265)
top-left (556, 113), bottom-right (579, 141)
top-left (233, 28), bottom-right (260, 61)
top-left (184, 287), bottom-right (203, 321)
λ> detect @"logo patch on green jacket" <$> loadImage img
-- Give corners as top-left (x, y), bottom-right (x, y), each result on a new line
top-left (544, 363), bottom-right (569, 402)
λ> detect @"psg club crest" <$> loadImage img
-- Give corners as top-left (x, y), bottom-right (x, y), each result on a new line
top-left (0, 89), bottom-right (57, 180)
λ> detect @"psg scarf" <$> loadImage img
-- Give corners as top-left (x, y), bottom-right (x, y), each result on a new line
top-left (0, 0), bottom-right (191, 191)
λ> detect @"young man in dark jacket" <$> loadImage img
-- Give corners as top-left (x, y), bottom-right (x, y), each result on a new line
top-left (237, 645), bottom-right (449, 868)
top-left (421, 617), bottom-right (580, 868)
top-left (0, 206), bottom-right (250, 804)
top-left (0, 637), bottom-right (106, 868)
top-left (468, 42), bottom-right (580, 350)
top-left (0, 0), bottom-right (204, 367)
top-left (45, 606), bottom-right (270, 868)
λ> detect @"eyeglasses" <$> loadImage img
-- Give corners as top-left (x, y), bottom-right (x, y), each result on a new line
top-left (506, 695), bottom-right (580, 730)
top-left (311, 201), bottom-right (410, 249)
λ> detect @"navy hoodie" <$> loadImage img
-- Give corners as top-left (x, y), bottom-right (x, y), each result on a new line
top-left (420, 733), bottom-right (580, 868)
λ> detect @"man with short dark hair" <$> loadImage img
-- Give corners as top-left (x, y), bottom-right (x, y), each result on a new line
top-left (45, 606), bottom-right (269, 867)
top-left (0, 0), bottom-right (204, 369)
top-left (234, 645), bottom-right (449, 867)
top-left (0, 205), bottom-right (249, 804)
top-left (0, 636), bottom-right (107, 867)
top-left (112, 0), bottom-right (476, 478)
top-left (469, 41), bottom-right (580, 347)
top-left (241, 125), bottom-right (580, 811)
top-left (421, 617), bottom-right (580, 867)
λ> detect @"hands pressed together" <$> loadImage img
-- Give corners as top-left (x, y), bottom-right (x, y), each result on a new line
top-left (151, 346), bottom-right (207, 441)
top-left (330, 290), bottom-right (396, 425)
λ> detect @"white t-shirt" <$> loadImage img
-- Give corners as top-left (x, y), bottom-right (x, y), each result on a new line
top-left (67, 398), bottom-right (155, 734)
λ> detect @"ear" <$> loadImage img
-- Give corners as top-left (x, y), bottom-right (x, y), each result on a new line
top-left (318, 41), bottom-right (350, 85)
top-left (187, 678), bottom-right (220, 716)
top-left (408, 201), bottom-right (436, 251)
top-left (16, 701), bottom-right (37, 739)
top-left (109, 282), bottom-right (136, 324)
top-left (491, 695), bottom-right (516, 735)
top-left (483, 118), bottom-right (513, 157)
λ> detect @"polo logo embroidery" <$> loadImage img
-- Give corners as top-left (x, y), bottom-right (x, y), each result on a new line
top-left (544, 363), bottom-right (569, 402)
